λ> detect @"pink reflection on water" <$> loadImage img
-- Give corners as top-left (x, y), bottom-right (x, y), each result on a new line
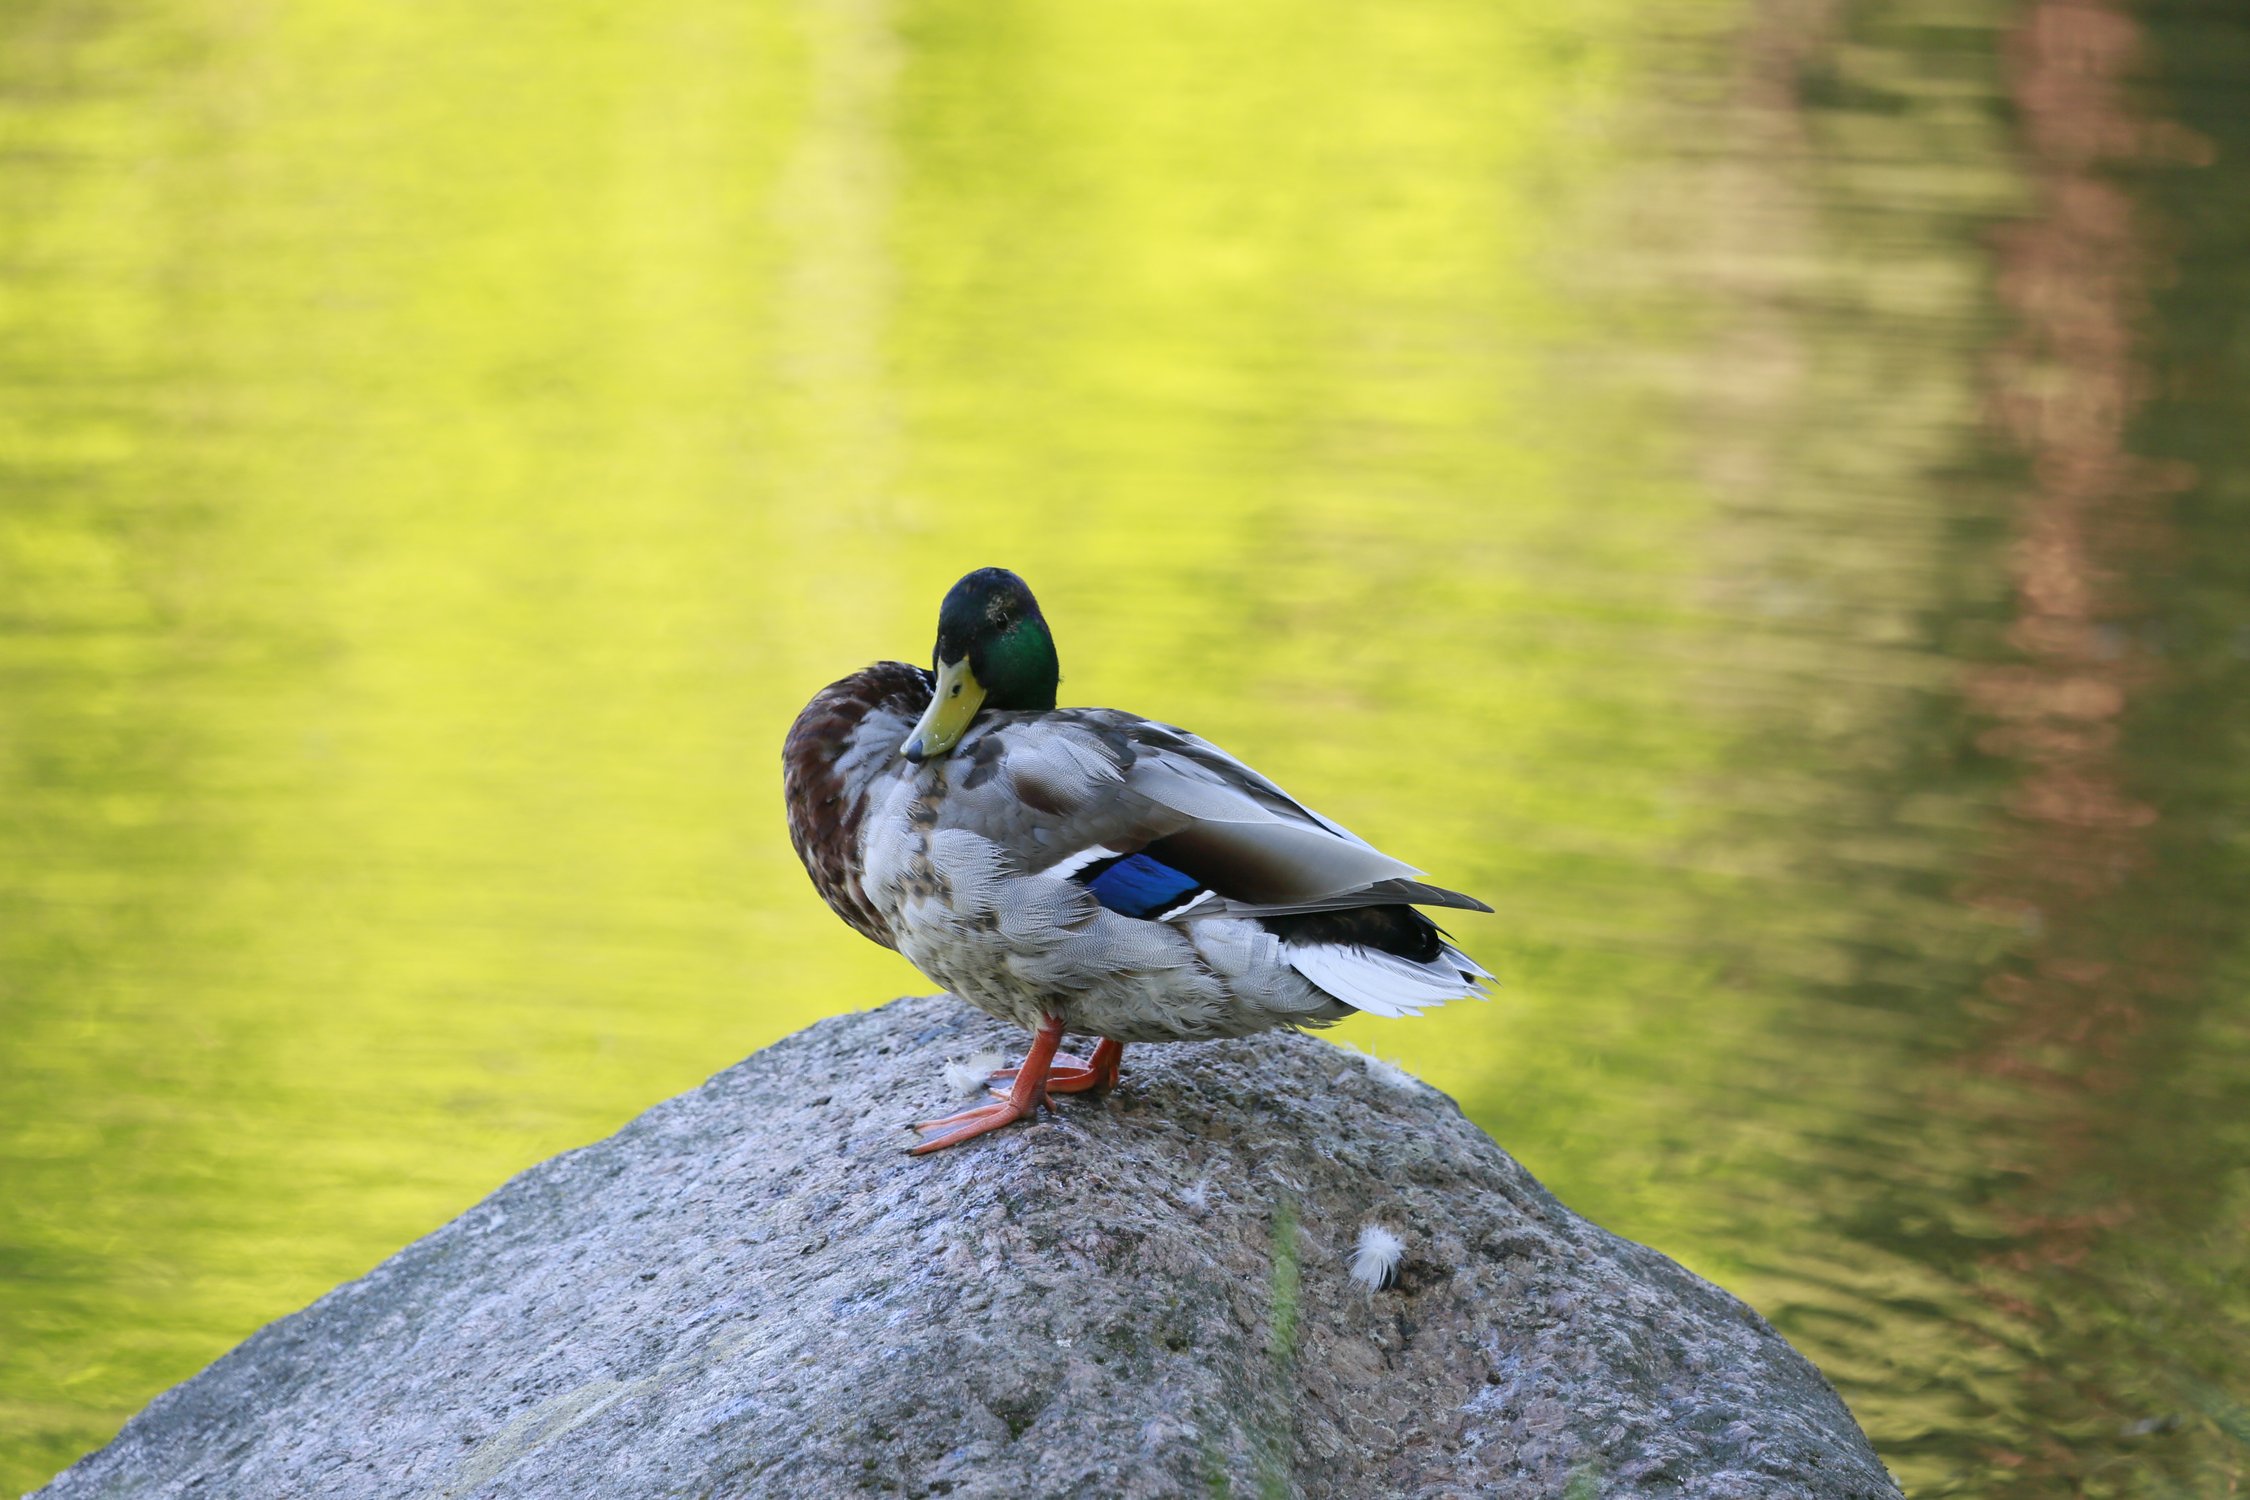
top-left (1955, 0), bottom-right (2216, 1474)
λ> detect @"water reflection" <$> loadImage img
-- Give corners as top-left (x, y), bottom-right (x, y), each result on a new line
top-left (2, 0), bottom-right (2246, 1492)
top-left (1587, 1), bottom-right (2250, 1493)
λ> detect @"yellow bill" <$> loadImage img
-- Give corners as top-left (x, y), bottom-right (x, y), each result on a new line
top-left (902, 657), bottom-right (987, 762)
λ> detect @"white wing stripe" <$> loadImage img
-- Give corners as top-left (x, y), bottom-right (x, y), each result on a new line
top-left (1153, 889), bottom-right (1221, 922)
top-left (1036, 845), bottom-right (1126, 881)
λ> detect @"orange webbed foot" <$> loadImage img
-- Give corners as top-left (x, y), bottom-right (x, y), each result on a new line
top-left (908, 1014), bottom-right (1081, 1155)
top-left (988, 1036), bottom-right (1124, 1096)
top-left (909, 1097), bottom-right (1039, 1154)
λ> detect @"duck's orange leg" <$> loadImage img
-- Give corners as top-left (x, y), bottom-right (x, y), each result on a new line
top-left (989, 1035), bottom-right (1123, 1095)
top-left (909, 1014), bottom-right (1067, 1154)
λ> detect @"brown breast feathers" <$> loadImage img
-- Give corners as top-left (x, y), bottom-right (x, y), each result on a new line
top-left (782, 660), bottom-right (933, 948)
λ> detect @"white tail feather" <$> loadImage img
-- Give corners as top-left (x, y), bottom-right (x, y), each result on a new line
top-left (1284, 940), bottom-right (1486, 1019)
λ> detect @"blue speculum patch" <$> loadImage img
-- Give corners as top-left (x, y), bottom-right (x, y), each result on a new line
top-left (1082, 853), bottom-right (1203, 919)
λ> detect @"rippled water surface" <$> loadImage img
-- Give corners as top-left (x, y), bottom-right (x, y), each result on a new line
top-left (5, 0), bottom-right (2248, 1492)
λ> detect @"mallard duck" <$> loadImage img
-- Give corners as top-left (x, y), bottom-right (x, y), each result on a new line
top-left (783, 567), bottom-right (1490, 1153)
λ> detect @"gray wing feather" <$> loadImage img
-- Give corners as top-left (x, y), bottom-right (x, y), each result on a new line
top-left (938, 711), bottom-right (1490, 916)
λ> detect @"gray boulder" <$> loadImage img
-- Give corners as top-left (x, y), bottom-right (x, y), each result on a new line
top-left (36, 994), bottom-right (1900, 1499)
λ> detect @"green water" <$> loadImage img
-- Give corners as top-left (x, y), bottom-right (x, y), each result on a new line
top-left (4, 0), bottom-right (2247, 1493)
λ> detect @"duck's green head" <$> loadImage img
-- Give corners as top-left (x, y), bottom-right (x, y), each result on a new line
top-left (902, 567), bottom-right (1060, 763)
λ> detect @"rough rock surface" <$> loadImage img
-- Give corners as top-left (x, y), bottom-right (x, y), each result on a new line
top-left (38, 994), bottom-right (1901, 1500)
